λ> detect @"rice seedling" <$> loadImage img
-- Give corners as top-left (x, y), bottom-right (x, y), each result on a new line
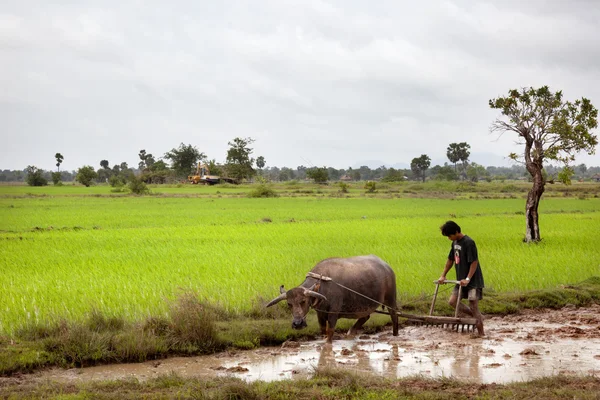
top-left (1, 188), bottom-right (598, 334)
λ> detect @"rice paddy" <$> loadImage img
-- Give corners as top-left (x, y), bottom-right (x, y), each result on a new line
top-left (1, 184), bottom-right (599, 334)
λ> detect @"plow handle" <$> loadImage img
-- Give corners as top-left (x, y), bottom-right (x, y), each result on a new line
top-left (430, 280), bottom-right (463, 318)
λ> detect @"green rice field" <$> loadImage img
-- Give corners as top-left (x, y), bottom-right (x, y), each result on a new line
top-left (1, 184), bottom-right (599, 334)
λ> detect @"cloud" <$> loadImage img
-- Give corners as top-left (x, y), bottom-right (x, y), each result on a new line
top-left (1, 0), bottom-right (599, 172)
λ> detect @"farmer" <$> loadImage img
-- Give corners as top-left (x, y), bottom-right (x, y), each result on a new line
top-left (437, 221), bottom-right (485, 336)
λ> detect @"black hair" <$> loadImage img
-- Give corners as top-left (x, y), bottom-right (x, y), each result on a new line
top-left (440, 221), bottom-right (461, 236)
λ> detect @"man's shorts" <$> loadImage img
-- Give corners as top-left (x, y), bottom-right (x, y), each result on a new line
top-left (453, 285), bottom-right (483, 300)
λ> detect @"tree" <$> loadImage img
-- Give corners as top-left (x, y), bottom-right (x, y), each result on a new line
top-left (410, 154), bottom-right (431, 182)
top-left (279, 167), bottom-right (294, 181)
top-left (578, 163), bottom-right (587, 179)
top-left (138, 149), bottom-right (155, 170)
top-left (381, 168), bottom-right (405, 182)
top-left (164, 143), bottom-right (205, 178)
top-left (431, 164), bottom-right (459, 181)
top-left (466, 162), bottom-right (489, 182)
top-left (26, 165), bottom-right (48, 186)
top-left (446, 143), bottom-right (470, 174)
top-left (225, 137), bottom-right (255, 181)
top-left (490, 86), bottom-right (598, 242)
top-left (306, 167), bottom-right (329, 183)
top-left (76, 166), bottom-right (98, 187)
top-left (256, 156), bottom-right (266, 170)
top-left (55, 153), bottom-right (64, 172)
top-left (100, 160), bottom-right (110, 170)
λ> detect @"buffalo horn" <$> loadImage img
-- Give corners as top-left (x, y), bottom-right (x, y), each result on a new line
top-left (304, 289), bottom-right (328, 302)
top-left (266, 285), bottom-right (287, 308)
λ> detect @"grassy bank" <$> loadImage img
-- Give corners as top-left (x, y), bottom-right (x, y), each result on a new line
top-left (2, 366), bottom-right (599, 399)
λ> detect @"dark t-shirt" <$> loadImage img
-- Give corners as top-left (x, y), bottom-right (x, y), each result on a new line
top-left (447, 235), bottom-right (484, 289)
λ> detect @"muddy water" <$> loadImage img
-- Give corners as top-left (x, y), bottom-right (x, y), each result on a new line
top-left (42, 306), bottom-right (600, 384)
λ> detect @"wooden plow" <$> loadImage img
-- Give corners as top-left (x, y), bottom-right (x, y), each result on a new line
top-left (377, 280), bottom-right (477, 333)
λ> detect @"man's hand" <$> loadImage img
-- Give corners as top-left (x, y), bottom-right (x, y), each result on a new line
top-left (437, 276), bottom-right (446, 284)
top-left (459, 279), bottom-right (469, 286)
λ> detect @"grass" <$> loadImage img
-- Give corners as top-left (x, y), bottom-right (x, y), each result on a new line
top-left (1, 368), bottom-right (600, 399)
top-left (1, 193), bottom-right (599, 334)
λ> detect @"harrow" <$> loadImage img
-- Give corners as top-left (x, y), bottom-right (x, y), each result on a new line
top-left (377, 280), bottom-right (478, 333)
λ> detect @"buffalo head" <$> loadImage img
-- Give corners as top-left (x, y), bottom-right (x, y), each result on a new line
top-left (266, 284), bottom-right (328, 330)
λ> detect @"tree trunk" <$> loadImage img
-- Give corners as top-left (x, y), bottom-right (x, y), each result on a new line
top-left (525, 167), bottom-right (545, 242)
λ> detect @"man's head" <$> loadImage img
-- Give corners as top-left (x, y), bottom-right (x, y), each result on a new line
top-left (440, 221), bottom-right (462, 241)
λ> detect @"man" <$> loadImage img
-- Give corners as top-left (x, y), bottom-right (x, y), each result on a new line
top-left (438, 221), bottom-right (485, 336)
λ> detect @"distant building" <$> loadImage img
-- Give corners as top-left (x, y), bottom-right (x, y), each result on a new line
top-left (592, 174), bottom-right (600, 182)
top-left (340, 174), bottom-right (353, 181)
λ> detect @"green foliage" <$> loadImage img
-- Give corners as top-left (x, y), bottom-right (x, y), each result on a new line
top-left (51, 171), bottom-right (62, 185)
top-left (100, 159), bottom-right (110, 170)
top-left (558, 166), bottom-right (575, 185)
top-left (225, 137), bottom-right (256, 181)
top-left (306, 167), bottom-right (328, 183)
top-left (164, 143), bottom-right (205, 178)
top-left (54, 153), bottom-right (64, 172)
top-left (25, 165), bottom-right (48, 186)
top-left (490, 86), bottom-right (598, 172)
top-left (256, 155), bottom-right (266, 170)
top-left (138, 149), bottom-right (155, 170)
top-left (76, 166), bottom-right (98, 187)
top-left (381, 168), bottom-right (405, 182)
top-left (364, 181), bottom-right (377, 193)
top-left (431, 165), bottom-right (459, 181)
top-left (446, 142), bottom-right (470, 172)
top-left (338, 182), bottom-right (349, 193)
top-left (247, 183), bottom-right (279, 198)
top-left (205, 159), bottom-right (222, 176)
top-left (410, 154), bottom-right (431, 182)
top-left (128, 177), bottom-right (150, 195)
top-left (466, 162), bottom-right (489, 182)
top-left (108, 175), bottom-right (126, 187)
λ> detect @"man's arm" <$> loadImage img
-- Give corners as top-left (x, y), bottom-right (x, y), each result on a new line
top-left (438, 259), bottom-right (454, 283)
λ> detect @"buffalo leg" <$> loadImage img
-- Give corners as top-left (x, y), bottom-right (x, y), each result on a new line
top-left (326, 315), bottom-right (338, 343)
top-left (317, 312), bottom-right (327, 335)
top-left (348, 316), bottom-right (370, 335)
top-left (390, 308), bottom-right (398, 336)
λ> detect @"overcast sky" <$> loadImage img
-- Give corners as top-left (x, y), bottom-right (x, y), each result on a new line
top-left (2, 0), bottom-right (600, 172)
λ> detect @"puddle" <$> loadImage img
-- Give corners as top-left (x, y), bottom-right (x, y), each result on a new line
top-left (37, 305), bottom-right (600, 384)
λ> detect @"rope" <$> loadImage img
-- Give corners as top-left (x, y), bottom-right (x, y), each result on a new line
top-left (308, 275), bottom-right (455, 315)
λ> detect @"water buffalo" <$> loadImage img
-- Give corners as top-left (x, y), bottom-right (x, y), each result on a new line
top-left (266, 255), bottom-right (399, 343)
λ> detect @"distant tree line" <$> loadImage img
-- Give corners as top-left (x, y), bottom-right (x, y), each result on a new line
top-left (2, 139), bottom-right (599, 187)
top-left (3, 158), bottom-right (599, 186)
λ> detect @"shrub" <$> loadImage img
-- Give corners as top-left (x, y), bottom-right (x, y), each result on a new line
top-left (338, 182), bottom-right (349, 193)
top-left (25, 165), bottom-right (48, 186)
top-left (51, 172), bottom-right (62, 185)
top-left (128, 177), bottom-right (150, 195)
top-left (247, 184), bottom-right (279, 198)
top-left (364, 181), bottom-right (377, 193)
top-left (108, 175), bottom-right (126, 187)
top-left (76, 166), bottom-right (98, 187)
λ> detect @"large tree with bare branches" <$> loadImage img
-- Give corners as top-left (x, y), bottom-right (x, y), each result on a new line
top-left (489, 86), bottom-right (598, 242)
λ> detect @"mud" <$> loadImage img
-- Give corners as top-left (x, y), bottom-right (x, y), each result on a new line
top-left (19, 305), bottom-right (600, 384)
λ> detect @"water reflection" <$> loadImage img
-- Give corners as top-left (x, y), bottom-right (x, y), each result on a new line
top-left (43, 329), bottom-right (600, 385)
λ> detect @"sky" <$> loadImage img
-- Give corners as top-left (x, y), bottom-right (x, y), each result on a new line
top-left (2, 0), bottom-right (600, 172)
